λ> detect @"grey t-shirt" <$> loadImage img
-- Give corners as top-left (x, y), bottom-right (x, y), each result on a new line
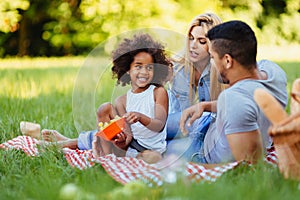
top-left (203, 60), bottom-right (288, 164)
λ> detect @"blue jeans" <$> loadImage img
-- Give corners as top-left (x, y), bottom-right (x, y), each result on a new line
top-left (166, 111), bottom-right (211, 140)
top-left (166, 112), bottom-right (182, 140)
top-left (165, 112), bottom-right (212, 163)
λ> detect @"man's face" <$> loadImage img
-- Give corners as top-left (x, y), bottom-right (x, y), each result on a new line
top-left (208, 43), bottom-right (229, 84)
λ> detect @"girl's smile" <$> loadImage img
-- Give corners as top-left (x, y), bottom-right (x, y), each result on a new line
top-left (128, 52), bottom-right (154, 93)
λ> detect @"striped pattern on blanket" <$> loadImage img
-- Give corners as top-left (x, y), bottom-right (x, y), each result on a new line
top-left (0, 136), bottom-right (278, 186)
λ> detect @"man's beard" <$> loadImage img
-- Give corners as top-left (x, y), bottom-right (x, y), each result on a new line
top-left (218, 72), bottom-right (229, 84)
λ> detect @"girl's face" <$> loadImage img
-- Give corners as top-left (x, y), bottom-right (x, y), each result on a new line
top-left (188, 26), bottom-right (210, 63)
top-left (128, 52), bottom-right (154, 92)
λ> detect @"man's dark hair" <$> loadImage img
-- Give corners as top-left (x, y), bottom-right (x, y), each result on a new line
top-left (206, 20), bottom-right (257, 68)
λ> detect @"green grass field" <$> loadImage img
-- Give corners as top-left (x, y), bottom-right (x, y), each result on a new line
top-left (1, 57), bottom-right (300, 200)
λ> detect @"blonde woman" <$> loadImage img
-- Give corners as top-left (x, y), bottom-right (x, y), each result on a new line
top-left (166, 13), bottom-right (225, 143)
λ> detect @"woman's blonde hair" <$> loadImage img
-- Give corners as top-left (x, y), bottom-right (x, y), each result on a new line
top-left (175, 13), bottom-right (225, 102)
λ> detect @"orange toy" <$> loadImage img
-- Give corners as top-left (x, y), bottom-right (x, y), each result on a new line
top-left (95, 117), bottom-right (126, 141)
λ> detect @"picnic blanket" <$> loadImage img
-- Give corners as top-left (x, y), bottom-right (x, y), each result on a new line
top-left (0, 136), bottom-right (278, 186)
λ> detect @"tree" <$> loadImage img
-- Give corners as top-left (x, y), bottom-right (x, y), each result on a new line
top-left (0, 0), bottom-right (29, 33)
top-left (0, 0), bottom-right (299, 57)
top-left (259, 0), bottom-right (300, 45)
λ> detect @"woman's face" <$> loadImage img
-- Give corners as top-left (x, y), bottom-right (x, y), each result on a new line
top-left (188, 26), bottom-right (209, 63)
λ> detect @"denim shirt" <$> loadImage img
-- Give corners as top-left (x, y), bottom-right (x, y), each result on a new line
top-left (168, 62), bottom-right (211, 114)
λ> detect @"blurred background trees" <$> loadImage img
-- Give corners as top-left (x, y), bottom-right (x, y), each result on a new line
top-left (0, 0), bottom-right (299, 57)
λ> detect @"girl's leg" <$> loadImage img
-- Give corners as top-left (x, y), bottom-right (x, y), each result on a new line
top-left (137, 150), bottom-right (162, 164)
top-left (96, 102), bottom-right (118, 155)
top-left (40, 129), bottom-right (79, 149)
top-left (41, 129), bottom-right (70, 141)
top-left (113, 146), bottom-right (127, 157)
top-left (96, 102), bottom-right (117, 124)
top-left (37, 138), bottom-right (78, 149)
top-left (20, 122), bottom-right (79, 149)
top-left (54, 139), bottom-right (78, 149)
top-left (92, 136), bottom-right (104, 157)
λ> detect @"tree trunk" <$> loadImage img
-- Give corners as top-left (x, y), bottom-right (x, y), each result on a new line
top-left (18, 16), bottom-right (30, 56)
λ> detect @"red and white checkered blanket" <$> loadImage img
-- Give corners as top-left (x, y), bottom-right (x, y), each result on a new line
top-left (0, 136), bottom-right (278, 186)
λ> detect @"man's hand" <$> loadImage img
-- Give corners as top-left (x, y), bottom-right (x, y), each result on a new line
top-left (180, 103), bottom-right (204, 135)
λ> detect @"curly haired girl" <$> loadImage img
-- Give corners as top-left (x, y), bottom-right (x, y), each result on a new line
top-left (92, 33), bottom-right (172, 163)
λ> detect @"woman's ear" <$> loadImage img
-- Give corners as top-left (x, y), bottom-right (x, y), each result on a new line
top-left (126, 71), bottom-right (130, 74)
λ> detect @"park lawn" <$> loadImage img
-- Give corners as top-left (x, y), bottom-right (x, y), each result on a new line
top-left (0, 57), bottom-right (300, 200)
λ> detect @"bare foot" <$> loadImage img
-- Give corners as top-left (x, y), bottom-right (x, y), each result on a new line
top-left (137, 150), bottom-right (162, 164)
top-left (41, 129), bottom-right (69, 142)
top-left (20, 121), bottom-right (41, 139)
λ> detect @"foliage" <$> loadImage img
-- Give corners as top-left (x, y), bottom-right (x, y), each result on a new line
top-left (259, 0), bottom-right (300, 45)
top-left (0, 0), bottom-right (299, 57)
top-left (0, 0), bottom-right (29, 33)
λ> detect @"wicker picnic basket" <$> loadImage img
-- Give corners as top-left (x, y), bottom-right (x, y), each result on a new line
top-left (268, 78), bottom-right (300, 180)
top-left (269, 112), bottom-right (300, 180)
top-left (291, 79), bottom-right (300, 115)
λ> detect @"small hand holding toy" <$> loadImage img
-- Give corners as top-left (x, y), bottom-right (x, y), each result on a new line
top-left (95, 115), bottom-right (126, 141)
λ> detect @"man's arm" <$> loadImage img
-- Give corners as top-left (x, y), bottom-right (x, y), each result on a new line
top-left (226, 130), bottom-right (263, 163)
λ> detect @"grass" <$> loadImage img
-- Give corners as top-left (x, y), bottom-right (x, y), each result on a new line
top-left (1, 57), bottom-right (300, 199)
